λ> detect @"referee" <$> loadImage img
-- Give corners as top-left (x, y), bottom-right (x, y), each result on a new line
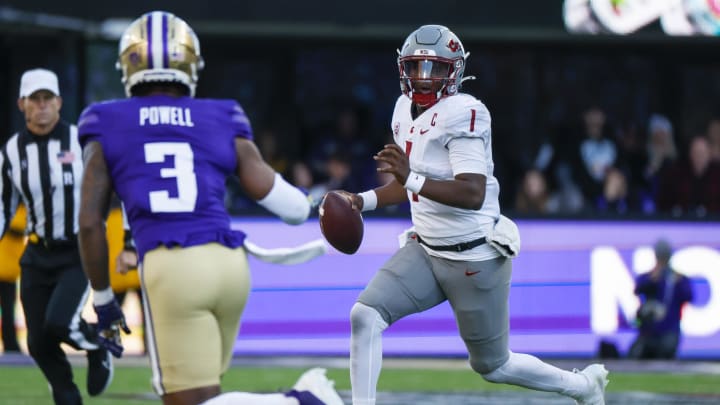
top-left (0, 69), bottom-right (113, 404)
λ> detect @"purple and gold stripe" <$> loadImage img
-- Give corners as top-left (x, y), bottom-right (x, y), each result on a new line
top-left (161, 13), bottom-right (169, 68)
top-left (146, 14), bottom-right (153, 68)
top-left (148, 11), bottom-right (166, 70)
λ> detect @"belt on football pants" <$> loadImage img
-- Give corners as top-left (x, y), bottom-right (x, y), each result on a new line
top-left (415, 235), bottom-right (486, 252)
top-left (28, 233), bottom-right (78, 249)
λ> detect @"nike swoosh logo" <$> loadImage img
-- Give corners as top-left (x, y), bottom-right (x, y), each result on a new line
top-left (420, 129), bottom-right (429, 134)
top-left (465, 270), bottom-right (481, 276)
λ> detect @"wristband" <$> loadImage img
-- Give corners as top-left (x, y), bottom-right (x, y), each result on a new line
top-left (358, 190), bottom-right (377, 212)
top-left (404, 171), bottom-right (426, 194)
top-left (93, 287), bottom-right (115, 306)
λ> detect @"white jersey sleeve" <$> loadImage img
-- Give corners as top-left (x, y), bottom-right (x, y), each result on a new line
top-left (442, 95), bottom-right (492, 176)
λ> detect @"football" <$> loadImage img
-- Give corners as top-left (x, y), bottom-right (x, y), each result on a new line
top-left (319, 191), bottom-right (364, 254)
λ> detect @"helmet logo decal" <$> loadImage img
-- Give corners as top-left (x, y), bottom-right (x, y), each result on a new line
top-left (129, 52), bottom-right (141, 66)
top-left (170, 49), bottom-right (185, 62)
top-left (447, 39), bottom-right (460, 53)
top-left (393, 122), bottom-right (400, 137)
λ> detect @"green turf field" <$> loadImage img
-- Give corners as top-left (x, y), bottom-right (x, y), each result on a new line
top-left (0, 365), bottom-right (719, 404)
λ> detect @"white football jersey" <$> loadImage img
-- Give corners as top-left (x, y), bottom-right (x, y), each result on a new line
top-left (391, 93), bottom-right (501, 260)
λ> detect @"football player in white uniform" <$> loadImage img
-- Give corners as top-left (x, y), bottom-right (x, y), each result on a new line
top-left (343, 25), bottom-right (609, 405)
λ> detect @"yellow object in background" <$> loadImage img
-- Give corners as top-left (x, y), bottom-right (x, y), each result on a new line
top-left (107, 207), bottom-right (141, 292)
top-left (0, 205), bottom-right (27, 282)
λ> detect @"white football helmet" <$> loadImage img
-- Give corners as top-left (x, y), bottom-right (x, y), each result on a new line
top-left (398, 25), bottom-right (469, 107)
top-left (116, 11), bottom-right (205, 97)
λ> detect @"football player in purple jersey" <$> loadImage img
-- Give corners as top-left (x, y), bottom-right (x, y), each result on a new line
top-left (77, 11), bottom-right (343, 405)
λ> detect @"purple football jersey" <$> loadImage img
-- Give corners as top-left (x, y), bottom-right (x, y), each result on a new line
top-left (78, 95), bottom-right (253, 259)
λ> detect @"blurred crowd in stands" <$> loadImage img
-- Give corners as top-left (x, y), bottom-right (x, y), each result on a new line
top-left (5, 32), bottom-right (719, 220)
top-left (226, 103), bottom-right (720, 219)
top-left (514, 107), bottom-right (720, 218)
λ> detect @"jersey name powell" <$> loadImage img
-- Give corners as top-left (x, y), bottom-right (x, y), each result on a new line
top-left (139, 106), bottom-right (194, 127)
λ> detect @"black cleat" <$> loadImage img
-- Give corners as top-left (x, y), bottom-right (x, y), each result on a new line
top-left (86, 347), bottom-right (113, 396)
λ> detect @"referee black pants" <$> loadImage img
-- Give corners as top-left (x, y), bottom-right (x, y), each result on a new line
top-left (0, 280), bottom-right (20, 351)
top-left (20, 243), bottom-right (98, 405)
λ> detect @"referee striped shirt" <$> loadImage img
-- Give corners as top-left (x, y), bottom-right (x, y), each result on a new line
top-left (0, 121), bottom-right (83, 241)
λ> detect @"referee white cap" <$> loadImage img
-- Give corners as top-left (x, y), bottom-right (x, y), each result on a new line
top-left (19, 68), bottom-right (60, 98)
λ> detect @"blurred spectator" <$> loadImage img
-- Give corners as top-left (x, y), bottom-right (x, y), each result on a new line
top-left (641, 114), bottom-right (678, 212)
top-left (706, 118), bottom-right (720, 162)
top-left (644, 114), bottom-right (677, 179)
top-left (287, 160), bottom-right (327, 204)
top-left (288, 160), bottom-right (314, 190)
top-left (629, 239), bottom-right (693, 359)
top-left (545, 164), bottom-right (587, 214)
top-left (656, 135), bottom-right (720, 216)
top-left (613, 118), bottom-right (646, 196)
top-left (311, 152), bottom-right (364, 198)
top-left (533, 128), bottom-right (577, 195)
top-left (309, 104), bottom-right (375, 189)
top-left (595, 167), bottom-right (629, 214)
top-left (572, 106), bottom-right (618, 203)
top-left (514, 169), bottom-right (549, 214)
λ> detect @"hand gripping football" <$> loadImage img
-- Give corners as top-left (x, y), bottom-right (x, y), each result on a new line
top-left (319, 191), bottom-right (364, 254)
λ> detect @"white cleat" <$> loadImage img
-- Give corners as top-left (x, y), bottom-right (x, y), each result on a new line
top-left (574, 364), bottom-right (609, 405)
top-left (293, 368), bottom-right (344, 405)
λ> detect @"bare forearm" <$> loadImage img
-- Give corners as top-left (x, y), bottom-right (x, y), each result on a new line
top-left (79, 224), bottom-right (110, 290)
top-left (375, 179), bottom-right (409, 208)
top-left (416, 175), bottom-right (486, 210)
top-left (78, 141), bottom-right (113, 290)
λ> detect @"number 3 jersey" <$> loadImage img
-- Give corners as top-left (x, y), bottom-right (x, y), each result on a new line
top-left (78, 95), bottom-right (252, 259)
top-left (391, 93), bottom-right (501, 261)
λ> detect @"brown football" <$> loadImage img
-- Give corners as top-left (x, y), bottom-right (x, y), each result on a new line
top-left (319, 191), bottom-right (364, 254)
